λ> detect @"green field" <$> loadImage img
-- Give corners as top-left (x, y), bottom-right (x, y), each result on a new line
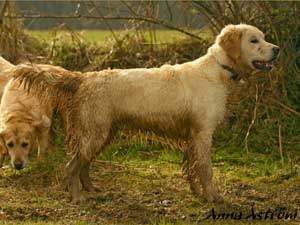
top-left (27, 29), bottom-right (210, 44)
top-left (0, 136), bottom-right (300, 225)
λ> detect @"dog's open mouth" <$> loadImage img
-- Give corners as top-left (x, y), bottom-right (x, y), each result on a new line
top-left (252, 59), bottom-right (275, 71)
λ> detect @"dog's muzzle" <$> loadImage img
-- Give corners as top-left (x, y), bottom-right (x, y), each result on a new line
top-left (252, 46), bottom-right (280, 71)
top-left (13, 160), bottom-right (24, 170)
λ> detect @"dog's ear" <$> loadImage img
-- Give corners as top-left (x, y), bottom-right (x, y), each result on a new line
top-left (0, 131), bottom-right (8, 155)
top-left (218, 25), bottom-right (242, 62)
top-left (0, 131), bottom-right (8, 168)
top-left (32, 115), bottom-right (51, 133)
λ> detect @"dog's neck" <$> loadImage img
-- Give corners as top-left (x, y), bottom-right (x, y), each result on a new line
top-left (220, 64), bottom-right (239, 80)
top-left (208, 44), bottom-right (241, 80)
top-left (0, 56), bottom-right (14, 71)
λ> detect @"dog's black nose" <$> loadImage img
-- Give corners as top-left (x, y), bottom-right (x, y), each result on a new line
top-left (14, 161), bottom-right (24, 170)
top-left (272, 47), bottom-right (280, 56)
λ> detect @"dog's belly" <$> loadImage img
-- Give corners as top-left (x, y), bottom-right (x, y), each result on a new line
top-left (113, 112), bottom-right (192, 139)
top-left (107, 71), bottom-right (192, 138)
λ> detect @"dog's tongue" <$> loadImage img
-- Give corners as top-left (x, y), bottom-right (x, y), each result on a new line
top-left (258, 61), bottom-right (272, 67)
top-left (253, 60), bottom-right (273, 71)
top-left (265, 62), bottom-right (273, 69)
top-left (258, 61), bottom-right (272, 65)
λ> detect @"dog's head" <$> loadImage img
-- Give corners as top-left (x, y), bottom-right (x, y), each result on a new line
top-left (0, 115), bottom-right (50, 170)
top-left (217, 24), bottom-right (279, 71)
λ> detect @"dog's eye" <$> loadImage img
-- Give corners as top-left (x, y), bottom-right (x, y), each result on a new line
top-left (250, 39), bottom-right (259, 43)
top-left (7, 142), bottom-right (14, 148)
top-left (21, 142), bottom-right (28, 148)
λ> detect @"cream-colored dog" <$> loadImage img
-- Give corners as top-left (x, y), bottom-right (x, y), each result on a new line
top-left (0, 56), bottom-right (14, 96)
top-left (0, 63), bottom-right (71, 170)
top-left (13, 24), bottom-right (279, 203)
top-left (0, 56), bottom-right (15, 167)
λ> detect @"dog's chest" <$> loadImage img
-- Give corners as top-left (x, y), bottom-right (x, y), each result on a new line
top-left (192, 83), bottom-right (228, 128)
top-left (210, 86), bottom-right (229, 124)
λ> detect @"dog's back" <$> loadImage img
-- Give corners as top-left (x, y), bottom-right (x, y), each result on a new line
top-left (0, 56), bottom-right (14, 99)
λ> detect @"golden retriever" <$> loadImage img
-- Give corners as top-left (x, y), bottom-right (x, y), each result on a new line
top-left (0, 63), bottom-right (72, 170)
top-left (0, 56), bottom-right (14, 97)
top-left (13, 24), bottom-right (279, 203)
top-left (0, 56), bottom-right (15, 167)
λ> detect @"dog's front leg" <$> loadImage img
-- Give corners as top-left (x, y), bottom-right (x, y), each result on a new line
top-left (187, 129), bottom-right (223, 202)
top-left (37, 131), bottom-right (50, 160)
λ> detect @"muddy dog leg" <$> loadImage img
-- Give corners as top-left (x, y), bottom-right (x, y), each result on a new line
top-left (183, 144), bottom-right (201, 194)
top-left (80, 161), bottom-right (95, 192)
top-left (187, 129), bottom-right (223, 202)
top-left (79, 131), bottom-right (110, 193)
top-left (37, 129), bottom-right (53, 160)
top-left (66, 151), bottom-right (84, 204)
top-left (68, 134), bottom-right (109, 202)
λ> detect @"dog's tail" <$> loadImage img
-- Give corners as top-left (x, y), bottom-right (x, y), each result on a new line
top-left (12, 64), bottom-right (84, 153)
top-left (12, 64), bottom-right (83, 108)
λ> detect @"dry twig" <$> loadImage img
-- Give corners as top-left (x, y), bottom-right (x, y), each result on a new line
top-left (244, 84), bottom-right (259, 153)
top-left (278, 124), bottom-right (284, 166)
top-left (268, 97), bottom-right (300, 117)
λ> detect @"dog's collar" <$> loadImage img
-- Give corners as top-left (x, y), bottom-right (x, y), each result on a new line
top-left (221, 65), bottom-right (239, 80)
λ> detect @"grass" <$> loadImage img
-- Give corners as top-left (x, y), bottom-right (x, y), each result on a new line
top-left (27, 29), bottom-right (211, 44)
top-left (1, 136), bottom-right (300, 225)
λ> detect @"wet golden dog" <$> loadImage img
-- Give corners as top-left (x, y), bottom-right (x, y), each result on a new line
top-left (0, 56), bottom-right (15, 167)
top-left (0, 63), bottom-right (72, 170)
top-left (13, 24), bottom-right (279, 203)
top-left (0, 56), bottom-right (14, 98)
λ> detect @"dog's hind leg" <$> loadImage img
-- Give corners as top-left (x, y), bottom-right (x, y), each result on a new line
top-left (79, 130), bottom-right (110, 193)
top-left (80, 161), bottom-right (95, 192)
top-left (66, 151), bottom-right (84, 204)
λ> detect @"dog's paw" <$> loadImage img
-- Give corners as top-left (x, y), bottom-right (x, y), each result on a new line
top-left (82, 183), bottom-right (99, 193)
top-left (204, 191), bottom-right (224, 203)
top-left (203, 185), bottom-right (224, 203)
top-left (70, 194), bottom-right (86, 204)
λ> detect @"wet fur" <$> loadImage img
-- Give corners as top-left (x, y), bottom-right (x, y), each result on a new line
top-left (0, 56), bottom-right (14, 166)
top-left (0, 63), bottom-right (75, 168)
top-left (13, 24), bottom-right (278, 203)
